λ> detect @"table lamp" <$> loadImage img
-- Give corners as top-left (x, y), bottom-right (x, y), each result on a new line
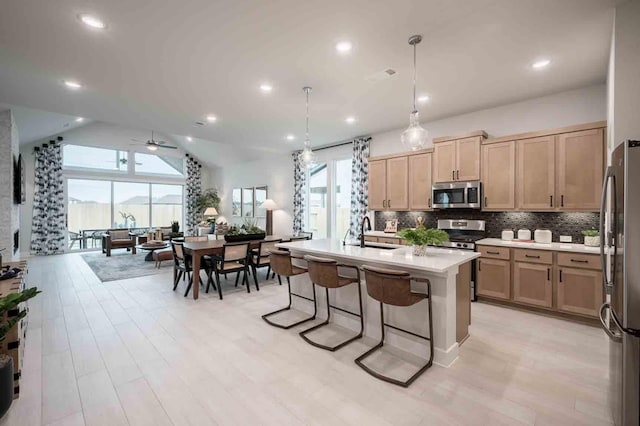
top-left (204, 207), bottom-right (218, 233)
top-left (259, 199), bottom-right (278, 235)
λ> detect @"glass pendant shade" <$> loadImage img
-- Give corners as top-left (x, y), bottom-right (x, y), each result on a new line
top-left (299, 141), bottom-right (316, 168)
top-left (401, 110), bottom-right (428, 151)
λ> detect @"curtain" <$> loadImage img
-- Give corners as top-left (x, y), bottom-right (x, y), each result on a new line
top-left (30, 140), bottom-right (65, 255)
top-left (349, 137), bottom-right (371, 238)
top-left (292, 151), bottom-right (307, 233)
top-left (185, 154), bottom-right (202, 236)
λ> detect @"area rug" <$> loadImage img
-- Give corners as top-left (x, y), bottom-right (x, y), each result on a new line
top-left (81, 251), bottom-right (169, 282)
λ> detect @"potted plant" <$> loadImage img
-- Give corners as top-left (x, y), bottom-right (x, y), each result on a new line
top-left (195, 189), bottom-right (221, 220)
top-left (397, 227), bottom-right (449, 256)
top-left (169, 221), bottom-right (183, 239)
top-left (582, 229), bottom-right (600, 247)
top-left (224, 219), bottom-right (266, 242)
top-left (0, 287), bottom-right (41, 418)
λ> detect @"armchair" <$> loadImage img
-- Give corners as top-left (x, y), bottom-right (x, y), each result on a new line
top-left (105, 229), bottom-right (136, 256)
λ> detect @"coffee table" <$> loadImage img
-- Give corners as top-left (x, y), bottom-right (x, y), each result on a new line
top-left (137, 243), bottom-right (170, 261)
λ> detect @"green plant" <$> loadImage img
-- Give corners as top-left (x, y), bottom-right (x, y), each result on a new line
top-left (397, 227), bottom-right (449, 246)
top-left (582, 229), bottom-right (600, 237)
top-left (195, 188), bottom-right (221, 218)
top-left (0, 287), bottom-right (41, 342)
top-left (171, 221), bottom-right (180, 233)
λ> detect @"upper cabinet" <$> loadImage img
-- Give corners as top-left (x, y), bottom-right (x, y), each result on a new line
top-left (482, 141), bottom-right (516, 210)
top-left (483, 121), bottom-right (606, 212)
top-left (433, 134), bottom-right (484, 183)
top-left (386, 156), bottom-right (409, 210)
top-left (408, 153), bottom-right (433, 210)
top-left (556, 128), bottom-right (604, 211)
top-left (368, 160), bottom-right (387, 211)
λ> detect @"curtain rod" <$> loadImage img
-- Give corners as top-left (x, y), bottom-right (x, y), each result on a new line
top-left (312, 135), bottom-right (371, 152)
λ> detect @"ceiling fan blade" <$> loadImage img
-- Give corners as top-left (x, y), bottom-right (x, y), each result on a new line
top-left (156, 145), bottom-right (178, 149)
top-left (131, 138), bottom-right (145, 143)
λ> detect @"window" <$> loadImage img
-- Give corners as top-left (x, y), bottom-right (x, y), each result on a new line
top-left (306, 157), bottom-right (352, 239)
top-left (67, 179), bottom-right (112, 232)
top-left (151, 184), bottom-right (183, 227)
top-left (113, 182), bottom-right (150, 228)
top-left (63, 145), bottom-right (127, 172)
top-left (134, 153), bottom-right (184, 176)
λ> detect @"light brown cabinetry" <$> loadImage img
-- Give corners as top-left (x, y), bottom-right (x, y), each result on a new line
top-left (433, 136), bottom-right (481, 183)
top-left (368, 160), bottom-right (387, 210)
top-left (482, 141), bottom-right (516, 210)
top-left (477, 258), bottom-right (511, 300)
top-left (556, 128), bottom-right (604, 211)
top-left (513, 260), bottom-right (553, 308)
top-left (368, 157), bottom-right (409, 210)
top-left (408, 153), bottom-right (433, 210)
top-left (557, 261), bottom-right (603, 318)
top-left (517, 136), bottom-right (556, 210)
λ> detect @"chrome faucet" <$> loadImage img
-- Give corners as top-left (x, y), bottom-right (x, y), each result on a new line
top-left (360, 216), bottom-right (371, 248)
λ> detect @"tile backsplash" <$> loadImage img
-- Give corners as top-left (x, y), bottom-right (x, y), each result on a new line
top-left (373, 210), bottom-right (599, 244)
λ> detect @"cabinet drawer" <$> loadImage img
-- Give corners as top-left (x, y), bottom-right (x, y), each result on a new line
top-left (513, 249), bottom-right (552, 264)
top-left (364, 236), bottom-right (378, 243)
top-left (478, 246), bottom-right (510, 260)
top-left (557, 252), bottom-right (600, 270)
top-left (378, 237), bottom-right (401, 245)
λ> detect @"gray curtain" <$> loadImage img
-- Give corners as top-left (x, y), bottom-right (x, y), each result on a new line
top-left (292, 151), bottom-right (307, 233)
top-left (185, 155), bottom-right (202, 236)
top-left (30, 140), bottom-right (65, 255)
top-left (349, 137), bottom-right (371, 237)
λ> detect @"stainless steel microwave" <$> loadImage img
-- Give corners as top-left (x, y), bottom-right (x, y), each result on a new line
top-left (432, 181), bottom-right (482, 209)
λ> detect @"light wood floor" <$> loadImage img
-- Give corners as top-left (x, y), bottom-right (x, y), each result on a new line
top-left (0, 252), bottom-right (612, 426)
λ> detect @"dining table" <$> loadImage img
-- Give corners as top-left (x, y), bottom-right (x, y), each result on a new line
top-left (181, 235), bottom-right (298, 299)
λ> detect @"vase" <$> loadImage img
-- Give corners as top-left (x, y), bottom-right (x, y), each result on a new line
top-left (412, 244), bottom-right (428, 256)
top-left (584, 235), bottom-right (600, 247)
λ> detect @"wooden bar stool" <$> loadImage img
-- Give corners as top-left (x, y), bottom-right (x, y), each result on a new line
top-left (261, 249), bottom-right (317, 329)
top-left (356, 265), bottom-right (434, 387)
top-left (299, 255), bottom-right (364, 351)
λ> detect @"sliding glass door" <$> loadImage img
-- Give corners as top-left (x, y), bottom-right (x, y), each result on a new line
top-left (67, 179), bottom-right (112, 250)
top-left (306, 158), bottom-right (352, 239)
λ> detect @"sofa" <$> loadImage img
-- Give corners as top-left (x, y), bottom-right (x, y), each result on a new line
top-left (105, 229), bottom-right (136, 256)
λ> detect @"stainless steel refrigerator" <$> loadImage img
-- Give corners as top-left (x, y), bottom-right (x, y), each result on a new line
top-left (600, 140), bottom-right (640, 425)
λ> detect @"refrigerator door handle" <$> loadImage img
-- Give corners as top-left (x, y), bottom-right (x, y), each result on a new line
top-left (599, 303), bottom-right (623, 342)
top-left (600, 166), bottom-right (614, 294)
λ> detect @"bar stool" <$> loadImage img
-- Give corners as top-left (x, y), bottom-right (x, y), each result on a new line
top-left (356, 265), bottom-right (434, 387)
top-left (299, 255), bottom-right (364, 351)
top-left (261, 249), bottom-right (317, 329)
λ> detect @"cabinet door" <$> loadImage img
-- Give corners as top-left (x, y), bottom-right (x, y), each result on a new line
top-left (557, 128), bottom-right (604, 211)
top-left (477, 258), bottom-right (511, 300)
top-left (368, 160), bottom-right (387, 210)
top-left (557, 267), bottom-right (603, 317)
top-left (513, 262), bottom-right (552, 308)
top-left (408, 153), bottom-right (433, 210)
top-left (456, 137), bottom-right (481, 181)
top-left (517, 136), bottom-right (556, 210)
top-left (482, 141), bottom-right (515, 210)
top-left (433, 140), bottom-right (457, 183)
top-left (386, 156), bottom-right (409, 210)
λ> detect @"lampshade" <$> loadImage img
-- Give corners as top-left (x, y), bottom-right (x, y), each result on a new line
top-left (259, 199), bottom-right (278, 210)
top-left (204, 207), bottom-right (218, 216)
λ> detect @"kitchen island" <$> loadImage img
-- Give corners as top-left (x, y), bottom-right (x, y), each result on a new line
top-left (276, 239), bottom-right (480, 367)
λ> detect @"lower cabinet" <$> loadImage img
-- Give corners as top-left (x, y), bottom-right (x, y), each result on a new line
top-left (477, 258), bottom-right (511, 300)
top-left (513, 262), bottom-right (553, 308)
top-left (556, 267), bottom-right (603, 317)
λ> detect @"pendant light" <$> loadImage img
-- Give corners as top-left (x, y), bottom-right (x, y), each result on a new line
top-left (401, 35), bottom-right (428, 151)
top-left (299, 86), bottom-right (316, 168)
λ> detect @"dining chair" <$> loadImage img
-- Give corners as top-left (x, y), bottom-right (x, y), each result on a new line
top-left (171, 241), bottom-right (213, 297)
top-left (207, 242), bottom-right (252, 300)
top-left (249, 239), bottom-right (282, 286)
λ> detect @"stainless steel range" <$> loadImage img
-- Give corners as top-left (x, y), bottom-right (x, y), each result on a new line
top-left (437, 219), bottom-right (486, 251)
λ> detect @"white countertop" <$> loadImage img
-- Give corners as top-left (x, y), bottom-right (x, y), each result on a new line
top-left (476, 238), bottom-right (603, 254)
top-left (277, 238), bottom-right (479, 274)
top-left (364, 230), bottom-right (401, 238)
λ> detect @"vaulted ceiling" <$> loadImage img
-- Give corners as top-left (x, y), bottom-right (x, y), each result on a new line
top-left (0, 0), bottom-right (615, 167)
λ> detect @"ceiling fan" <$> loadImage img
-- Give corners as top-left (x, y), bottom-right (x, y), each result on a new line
top-left (131, 130), bottom-right (178, 151)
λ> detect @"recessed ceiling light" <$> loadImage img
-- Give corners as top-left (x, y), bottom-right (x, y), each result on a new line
top-left (531, 59), bottom-right (551, 69)
top-left (335, 41), bottom-right (352, 53)
top-left (75, 117), bottom-right (84, 122)
top-left (417, 95), bottom-right (430, 103)
top-left (206, 115), bottom-right (217, 123)
top-left (286, 134), bottom-right (295, 141)
top-left (345, 116), bottom-right (356, 124)
top-left (64, 80), bottom-right (83, 90)
top-left (78, 14), bottom-right (106, 29)
top-left (186, 136), bottom-right (193, 142)
top-left (260, 83), bottom-right (273, 93)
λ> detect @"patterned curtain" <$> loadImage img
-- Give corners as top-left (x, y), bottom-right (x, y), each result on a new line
top-left (349, 137), bottom-right (371, 238)
top-left (185, 154), bottom-right (202, 236)
top-left (30, 140), bottom-right (65, 255)
top-left (292, 151), bottom-right (307, 233)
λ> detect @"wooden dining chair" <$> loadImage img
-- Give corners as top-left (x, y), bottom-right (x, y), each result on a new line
top-left (171, 241), bottom-right (214, 297)
top-left (207, 242), bottom-right (252, 300)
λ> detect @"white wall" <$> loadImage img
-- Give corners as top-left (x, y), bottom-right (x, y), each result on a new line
top-left (220, 84), bottom-right (607, 234)
top-left (371, 84), bottom-right (606, 157)
top-left (0, 109), bottom-right (20, 260)
top-left (612, 0), bottom-right (640, 148)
